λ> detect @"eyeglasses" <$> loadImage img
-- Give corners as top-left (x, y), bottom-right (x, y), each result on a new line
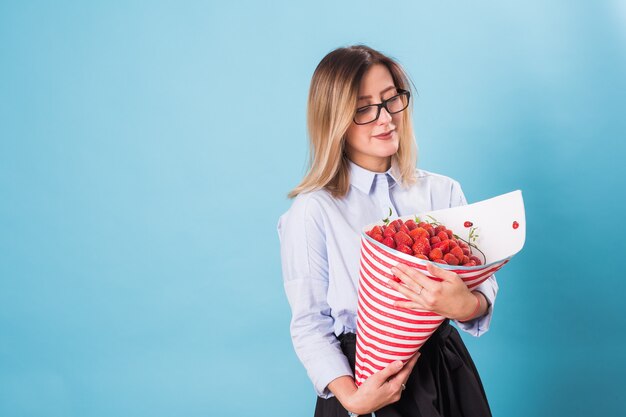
top-left (353, 89), bottom-right (411, 125)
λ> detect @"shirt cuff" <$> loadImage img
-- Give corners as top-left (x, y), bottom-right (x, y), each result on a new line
top-left (312, 351), bottom-right (353, 399)
top-left (455, 275), bottom-right (498, 337)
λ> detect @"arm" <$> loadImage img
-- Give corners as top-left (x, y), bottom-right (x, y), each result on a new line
top-left (279, 195), bottom-right (420, 413)
top-left (278, 195), bottom-right (352, 398)
top-left (449, 180), bottom-right (498, 336)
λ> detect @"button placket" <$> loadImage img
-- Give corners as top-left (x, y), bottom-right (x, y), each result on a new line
top-left (373, 173), bottom-right (396, 219)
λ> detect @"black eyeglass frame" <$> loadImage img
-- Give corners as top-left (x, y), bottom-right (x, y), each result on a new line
top-left (352, 89), bottom-right (411, 125)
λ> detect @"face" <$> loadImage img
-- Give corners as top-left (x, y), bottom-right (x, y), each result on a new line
top-left (345, 64), bottom-right (402, 172)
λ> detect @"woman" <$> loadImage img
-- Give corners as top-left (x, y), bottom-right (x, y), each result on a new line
top-left (278, 45), bottom-right (497, 417)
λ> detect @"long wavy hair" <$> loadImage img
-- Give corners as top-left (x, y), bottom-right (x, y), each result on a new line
top-left (288, 45), bottom-right (417, 199)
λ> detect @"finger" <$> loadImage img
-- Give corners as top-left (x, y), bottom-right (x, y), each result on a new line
top-left (426, 262), bottom-right (457, 282)
top-left (389, 353), bottom-right (420, 385)
top-left (368, 359), bottom-right (404, 386)
top-left (394, 300), bottom-right (430, 310)
top-left (387, 278), bottom-right (424, 301)
top-left (391, 263), bottom-right (437, 292)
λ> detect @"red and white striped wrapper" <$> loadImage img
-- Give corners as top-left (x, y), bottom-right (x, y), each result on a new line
top-left (354, 190), bottom-right (526, 385)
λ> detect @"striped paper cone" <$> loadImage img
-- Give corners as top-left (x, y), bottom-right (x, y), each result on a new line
top-left (354, 190), bottom-right (526, 385)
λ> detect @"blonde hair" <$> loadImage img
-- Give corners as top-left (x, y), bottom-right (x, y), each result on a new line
top-left (288, 45), bottom-right (417, 199)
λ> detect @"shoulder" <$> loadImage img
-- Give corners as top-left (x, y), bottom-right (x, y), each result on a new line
top-left (406, 168), bottom-right (467, 209)
top-left (413, 168), bottom-right (462, 190)
top-left (277, 189), bottom-right (335, 232)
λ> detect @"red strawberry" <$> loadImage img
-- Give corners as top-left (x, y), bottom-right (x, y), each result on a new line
top-left (434, 225), bottom-right (447, 235)
top-left (430, 236), bottom-right (441, 245)
top-left (415, 254), bottom-right (429, 260)
top-left (383, 237), bottom-right (396, 249)
top-left (399, 224), bottom-right (410, 235)
top-left (412, 237), bottom-right (431, 256)
top-left (462, 247), bottom-right (470, 256)
top-left (409, 227), bottom-right (428, 240)
top-left (470, 255), bottom-right (482, 265)
top-left (448, 239), bottom-right (459, 249)
top-left (369, 225), bottom-right (383, 236)
top-left (443, 253), bottom-right (459, 265)
top-left (390, 219), bottom-right (403, 231)
top-left (372, 233), bottom-right (384, 243)
top-left (463, 260), bottom-right (477, 267)
top-left (405, 219), bottom-right (417, 230)
top-left (446, 229), bottom-right (453, 239)
top-left (394, 231), bottom-right (413, 247)
top-left (437, 231), bottom-right (449, 241)
top-left (429, 248), bottom-right (443, 260)
top-left (397, 244), bottom-right (413, 255)
top-left (435, 258), bottom-right (448, 264)
top-left (383, 226), bottom-right (396, 238)
top-left (450, 246), bottom-right (464, 260)
top-left (433, 240), bottom-right (450, 253)
top-left (461, 255), bottom-right (470, 264)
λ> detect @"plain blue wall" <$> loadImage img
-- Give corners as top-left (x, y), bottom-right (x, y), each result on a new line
top-left (1, 1), bottom-right (625, 416)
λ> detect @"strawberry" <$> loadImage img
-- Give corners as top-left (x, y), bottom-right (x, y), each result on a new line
top-left (462, 247), bottom-right (470, 256)
top-left (415, 254), bottom-right (429, 260)
top-left (437, 231), bottom-right (449, 241)
top-left (446, 229), bottom-right (453, 239)
top-left (383, 226), bottom-right (396, 238)
top-left (412, 237), bottom-right (431, 256)
top-left (405, 219), bottom-right (418, 230)
top-left (463, 260), bottom-right (477, 267)
top-left (470, 255), bottom-right (482, 265)
top-left (443, 253), bottom-right (459, 265)
top-left (409, 227), bottom-right (428, 241)
top-left (435, 258), bottom-right (448, 264)
top-left (397, 244), bottom-right (413, 255)
top-left (435, 225), bottom-right (447, 235)
top-left (450, 246), bottom-right (464, 260)
top-left (383, 237), bottom-right (396, 249)
top-left (430, 236), bottom-right (441, 245)
top-left (448, 239), bottom-right (459, 249)
top-left (394, 231), bottom-right (413, 247)
top-left (433, 240), bottom-right (450, 253)
top-left (390, 219), bottom-right (403, 231)
top-left (372, 233), bottom-right (384, 243)
top-left (369, 225), bottom-right (383, 236)
top-left (399, 224), bottom-right (410, 235)
top-left (461, 255), bottom-right (470, 264)
top-left (429, 248), bottom-right (443, 260)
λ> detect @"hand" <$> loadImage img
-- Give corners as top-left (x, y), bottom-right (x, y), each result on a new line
top-left (332, 353), bottom-right (420, 415)
top-left (388, 262), bottom-right (477, 320)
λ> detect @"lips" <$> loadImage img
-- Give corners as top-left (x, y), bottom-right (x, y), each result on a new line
top-left (373, 130), bottom-right (394, 139)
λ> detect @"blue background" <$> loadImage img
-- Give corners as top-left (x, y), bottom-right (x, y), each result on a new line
top-left (1, 1), bottom-right (625, 416)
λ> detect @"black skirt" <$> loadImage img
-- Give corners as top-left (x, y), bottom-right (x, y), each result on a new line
top-left (314, 320), bottom-right (492, 417)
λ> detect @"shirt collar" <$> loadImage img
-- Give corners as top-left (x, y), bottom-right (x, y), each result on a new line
top-left (348, 160), bottom-right (401, 194)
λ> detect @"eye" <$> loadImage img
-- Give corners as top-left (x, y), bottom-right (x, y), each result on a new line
top-left (356, 106), bottom-right (372, 114)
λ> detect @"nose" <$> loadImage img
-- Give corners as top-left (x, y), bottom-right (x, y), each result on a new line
top-left (377, 106), bottom-right (392, 124)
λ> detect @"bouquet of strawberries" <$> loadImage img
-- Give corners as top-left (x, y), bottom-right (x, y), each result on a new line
top-left (354, 191), bottom-right (526, 385)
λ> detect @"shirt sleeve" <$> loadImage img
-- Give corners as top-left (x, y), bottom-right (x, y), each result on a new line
top-left (277, 195), bottom-right (353, 398)
top-left (449, 180), bottom-right (499, 337)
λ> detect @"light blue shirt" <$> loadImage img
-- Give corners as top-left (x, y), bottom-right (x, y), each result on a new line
top-left (277, 161), bottom-right (498, 398)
